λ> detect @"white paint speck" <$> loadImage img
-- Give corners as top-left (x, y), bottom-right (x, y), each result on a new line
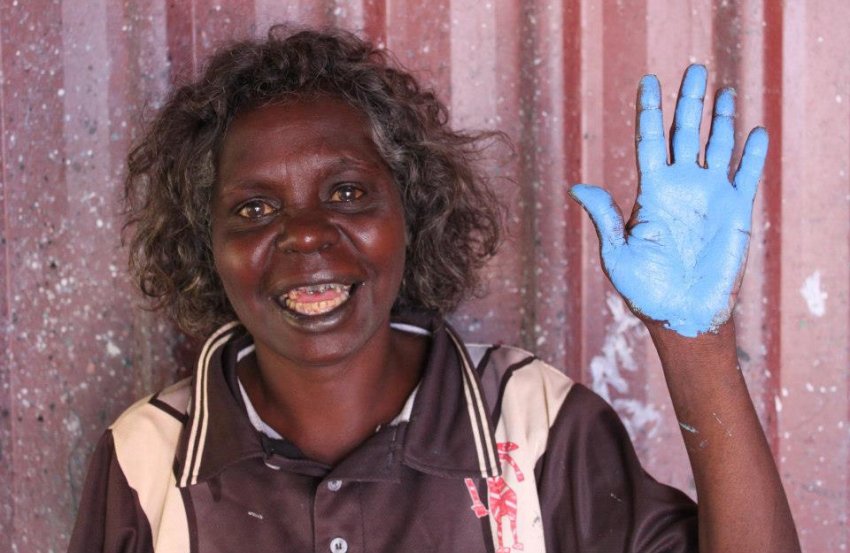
top-left (679, 421), bottom-right (698, 433)
top-left (800, 270), bottom-right (827, 317)
top-left (774, 395), bottom-right (783, 413)
top-left (64, 413), bottom-right (82, 437)
top-left (106, 341), bottom-right (121, 357)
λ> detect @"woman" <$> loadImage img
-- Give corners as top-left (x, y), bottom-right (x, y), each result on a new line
top-left (69, 26), bottom-right (800, 553)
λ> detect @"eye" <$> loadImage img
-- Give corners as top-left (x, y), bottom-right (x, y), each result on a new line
top-left (236, 199), bottom-right (277, 219)
top-left (329, 184), bottom-right (365, 203)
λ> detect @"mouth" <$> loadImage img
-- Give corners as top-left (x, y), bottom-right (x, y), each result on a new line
top-left (277, 282), bottom-right (357, 317)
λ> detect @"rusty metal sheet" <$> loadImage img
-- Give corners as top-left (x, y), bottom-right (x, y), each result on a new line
top-left (1, 0), bottom-right (847, 550)
top-left (776, 3), bottom-right (849, 550)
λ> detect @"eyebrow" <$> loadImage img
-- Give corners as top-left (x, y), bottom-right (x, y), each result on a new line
top-left (216, 154), bottom-right (388, 192)
top-left (321, 155), bottom-right (383, 172)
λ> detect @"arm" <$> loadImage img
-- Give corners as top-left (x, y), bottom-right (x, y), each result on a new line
top-left (68, 430), bottom-right (154, 553)
top-left (648, 319), bottom-right (797, 552)
top-left (570, 65), bottom-right (800, 552)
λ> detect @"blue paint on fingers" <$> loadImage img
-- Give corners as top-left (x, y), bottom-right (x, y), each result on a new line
top-left (735, 127), bottom-right (769, 202)
top-left (639, 74), bottom-right (662, 108)
top-left (705, 88), bottom-right (736, 171)
top-left (672, 64), bottom-right (708, 164)
top-left (569, 184), bottom-right (625, 253)
top-left (572, 65), bottom-right (768, 338)
top-left (637, 75), bottom-right (667, 173)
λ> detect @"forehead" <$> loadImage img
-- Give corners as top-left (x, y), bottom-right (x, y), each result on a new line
top-left (217, 96), bottom-right (387, 184)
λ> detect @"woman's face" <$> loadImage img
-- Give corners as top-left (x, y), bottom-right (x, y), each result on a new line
top-left (210, 96), bottom-right (407, 367)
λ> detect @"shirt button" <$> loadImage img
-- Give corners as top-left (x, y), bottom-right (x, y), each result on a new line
top-left (329, 537), bottom-right (348, 553)
top-left (327, 479), bottom-right (343, 492)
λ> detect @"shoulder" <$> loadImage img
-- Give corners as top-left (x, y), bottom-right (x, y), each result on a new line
top-left (465, 343), bottom-right (578, 464)
top-left (70, 380), bottom-right (194, 552)
top-left (109, 378), bottom-right (191, 486)
top-left (465, 342), bottom-right (635, 457)
top-left (466, 343), bottom-right (576, 421)
top-left (111, 377), bottom-right (192, 435)
top-left (465, 342), bottom-right (625, 424)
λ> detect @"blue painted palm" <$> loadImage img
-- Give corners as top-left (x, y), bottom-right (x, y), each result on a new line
top-left (571, 65), bottom-right (768, 337)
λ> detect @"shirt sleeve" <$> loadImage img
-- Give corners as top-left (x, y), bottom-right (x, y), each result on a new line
top-left (534, 384), bottom-right (698, 553)
top-left (67, 430), bottom-right (155, 553)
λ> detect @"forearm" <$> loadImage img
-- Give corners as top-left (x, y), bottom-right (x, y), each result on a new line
top-left (647, 320), bottom-right (800, 553)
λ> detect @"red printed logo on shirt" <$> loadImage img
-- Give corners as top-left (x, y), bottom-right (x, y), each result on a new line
top-left (464, 442), bottom-right (525, 552)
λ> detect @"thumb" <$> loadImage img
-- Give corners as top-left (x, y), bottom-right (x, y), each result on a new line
top-left (569, 184), bottom-right (626, 252)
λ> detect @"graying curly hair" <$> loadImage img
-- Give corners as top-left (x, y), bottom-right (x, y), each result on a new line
top-left (124, 25), bottom-right (505, 336)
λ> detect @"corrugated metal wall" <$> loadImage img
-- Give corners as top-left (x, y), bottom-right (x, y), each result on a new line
top-left (1, 1), bottom-right (846, 551)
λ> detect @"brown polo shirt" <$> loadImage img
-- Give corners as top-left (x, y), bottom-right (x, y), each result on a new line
top-left (69, 312), bottom-right (697, 552)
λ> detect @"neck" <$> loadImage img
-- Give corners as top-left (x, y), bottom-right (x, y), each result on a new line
top-left (239, 324), bottom-right (427, 465)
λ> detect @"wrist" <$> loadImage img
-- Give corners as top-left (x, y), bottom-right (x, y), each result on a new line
top-left (645, 317), bottom-right (739, 371)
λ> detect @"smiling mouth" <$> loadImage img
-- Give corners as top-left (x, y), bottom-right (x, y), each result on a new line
top-left (280, 283), bottom-right (355, 316)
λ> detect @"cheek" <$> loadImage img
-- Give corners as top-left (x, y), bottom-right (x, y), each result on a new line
top-left (374, 216), bottom-right (407, 276)
top-left (352, 220), bottom-right (406, 297)
top-left (212, 231), bottom-right (273, 296)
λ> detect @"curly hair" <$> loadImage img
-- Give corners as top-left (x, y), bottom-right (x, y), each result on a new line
top-left (124, 25), bottom-right (505, 337)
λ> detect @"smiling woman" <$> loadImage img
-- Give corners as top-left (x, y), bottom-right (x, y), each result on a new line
top-left (210, 98), bottom-right (425, 464)
top-left (68, 24), bottom-right (799, 553)
top-left (122, 26), bottom-right (503, 339)
top-left (212, 99), bottom-right (407, 365)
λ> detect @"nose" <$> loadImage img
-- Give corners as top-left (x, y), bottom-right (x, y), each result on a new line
top-left (274, 210), bottom-right (340, 254)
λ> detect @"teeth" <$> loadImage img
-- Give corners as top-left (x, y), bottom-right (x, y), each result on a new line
top-left (285, 296), bottom-right (347, 315)
top-left (283, 283), bottom-right (352, 316)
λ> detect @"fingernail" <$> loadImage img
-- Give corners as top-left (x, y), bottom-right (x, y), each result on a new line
top-left (715, 88), bottom-right (736, 116)
top-left (640, 75), bottom-right (661, 108)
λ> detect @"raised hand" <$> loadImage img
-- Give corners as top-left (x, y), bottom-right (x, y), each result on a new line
top-left (570, 64), bottom-right (768, 337)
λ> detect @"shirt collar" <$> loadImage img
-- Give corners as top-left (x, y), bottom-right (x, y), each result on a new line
top-left (396, 311), bottom-right (501, 479)
top-left (175, 312), bottom-right (500, 488)
top-left (176, 322), bottom-right (263, 488)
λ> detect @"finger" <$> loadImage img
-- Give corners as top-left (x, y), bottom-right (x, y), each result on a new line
top-left (569, 184), bottom-right (626, 253)
top-left (636, 74), bottom-right (668, 174)
top-left (733, 126), bottom-right (769, 203)
top-left (705, 88), bottom-right (736, 172)
top-left (671, 64), bottom-right (708, 165)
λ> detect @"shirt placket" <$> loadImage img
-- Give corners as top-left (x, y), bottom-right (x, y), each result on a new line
top-left (313, 477), bottom-right (364, 553)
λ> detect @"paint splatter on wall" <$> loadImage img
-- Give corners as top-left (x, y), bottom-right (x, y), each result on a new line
top-left (589, 293), bottom-right (662, 441)
top-left (800, 271), bottom-right (828, 317)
